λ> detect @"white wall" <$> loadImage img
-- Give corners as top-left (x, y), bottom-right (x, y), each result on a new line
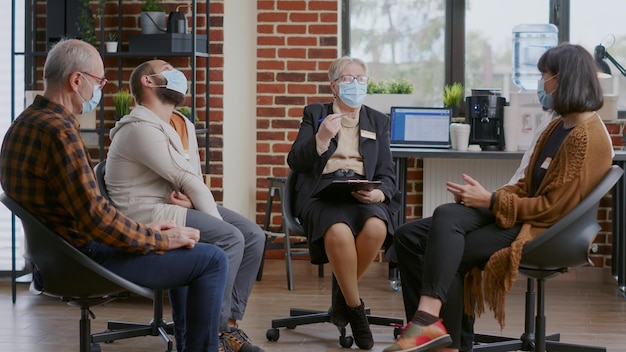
top-left (222, 3), bottom-right (257, 218)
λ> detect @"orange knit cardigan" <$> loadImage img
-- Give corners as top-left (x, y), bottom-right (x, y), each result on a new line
top-left (464, 114), bottom-right (613, 328)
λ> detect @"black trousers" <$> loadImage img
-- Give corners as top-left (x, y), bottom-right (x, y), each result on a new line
top-left (394, 203), bottom-right (521, 351)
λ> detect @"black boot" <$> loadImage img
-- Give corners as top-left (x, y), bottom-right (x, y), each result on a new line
top-left (347, 299), bottom-right (373, 350)
top-left (329, 276), bottom-right (348, 327)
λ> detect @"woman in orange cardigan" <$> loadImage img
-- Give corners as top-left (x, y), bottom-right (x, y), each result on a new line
top-left (384, 43), bottom-right (614, 352)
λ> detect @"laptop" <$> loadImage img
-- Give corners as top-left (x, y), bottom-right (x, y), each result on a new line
top-left (390, 106), bottom-right (452, 148)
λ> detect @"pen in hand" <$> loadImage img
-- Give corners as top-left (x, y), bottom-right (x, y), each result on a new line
top-left (319, 113), bottom-right (351, 123)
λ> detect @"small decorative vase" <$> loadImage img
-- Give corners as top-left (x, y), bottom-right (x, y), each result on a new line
top-left (105, 42), bottom-right (118, 53)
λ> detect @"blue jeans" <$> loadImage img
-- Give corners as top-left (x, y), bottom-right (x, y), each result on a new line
top-left (81, 241), bottom-right (228, 352)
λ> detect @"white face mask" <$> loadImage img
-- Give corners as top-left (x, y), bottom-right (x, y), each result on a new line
top-left (150, 69), bottom-right (188, 95)
top-left (76, 76), bottom-right (102, 114)
top-left (536, 74), bottom-right (557, 110)
top-left (338, 80), bottom-right (367, 108)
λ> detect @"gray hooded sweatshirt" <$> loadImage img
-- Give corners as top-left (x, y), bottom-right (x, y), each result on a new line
top-left (106, 105), bottom-right (221, 227)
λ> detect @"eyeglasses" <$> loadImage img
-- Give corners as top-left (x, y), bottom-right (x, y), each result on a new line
top-left (334, 75), bottom-right (369, 85)
top-left (81, 72), bottom-right (108, 89)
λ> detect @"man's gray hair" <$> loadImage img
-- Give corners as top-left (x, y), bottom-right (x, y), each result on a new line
top-left (43, 39), bottom-right (96, 89)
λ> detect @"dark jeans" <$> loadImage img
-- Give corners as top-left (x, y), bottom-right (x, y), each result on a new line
top-left (80, 240), bottom-right (228, 352)
top-left (394, 203), bottom-right (521, 350)
top-left (170, 206), bottom-right (265, 351)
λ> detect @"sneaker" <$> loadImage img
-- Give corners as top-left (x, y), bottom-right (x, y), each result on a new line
top-left (383, 321), bottom-right (452, 352)
top-left (219, 334), bottom-right (236, 352)
top-left (222, 327), bottom-right (265, 352)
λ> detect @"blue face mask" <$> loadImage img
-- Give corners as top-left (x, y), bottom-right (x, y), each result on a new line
top-left (338, 80), bottom-right (367, 108)
top-left (77, 78), bottom-right (102, 114)
top-left (152, 69), bottom-right (188, 95)
top-left (537, 75), bottom-right (556, 110)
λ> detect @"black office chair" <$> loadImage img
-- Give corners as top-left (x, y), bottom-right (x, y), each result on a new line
top-left (0, 192), bottom-right (175, 352)
top-left (473, 165), bottom-right (623, 352)
top-left (279, 171), bottom-right (324, 290)
top-left (266, 171), bottom-right (404, 348)
top-left (92, 160), bottom-right (175, 350)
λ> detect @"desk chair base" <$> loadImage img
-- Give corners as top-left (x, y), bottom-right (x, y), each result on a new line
top-left (267, 307), bottom-right (403, 348)
top-left (81, 290), bottom-right (175, 352)
top-left (473, 276), bottom-right (606, 352)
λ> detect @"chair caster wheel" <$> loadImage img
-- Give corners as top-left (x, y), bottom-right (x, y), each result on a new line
top-left (90, 343), bottom-right (102, 352)
top-left (266, 328), bottom-right (280, 341)
top-left (394, 326), bottom-right (402, 339)
top-left (390, 280), bottom-right (401, 292)
top-left (339, 335), bottom-right (354, 348)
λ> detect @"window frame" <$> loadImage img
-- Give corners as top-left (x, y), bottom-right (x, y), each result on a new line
top-left (340, 0), bottom-right (589, 115)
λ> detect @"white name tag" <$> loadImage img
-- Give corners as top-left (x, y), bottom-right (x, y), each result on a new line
top-left (361, 130), bottom-right (376, 140)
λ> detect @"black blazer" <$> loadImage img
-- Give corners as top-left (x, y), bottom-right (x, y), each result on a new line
top-left (287, 102), bottom-right (401, 217)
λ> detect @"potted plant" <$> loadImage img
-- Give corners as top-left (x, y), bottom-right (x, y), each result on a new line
top-left (141, 0), bottom-right (166, 34)
top-left (443, 82), bottom-right (465, 118)
top-left (363, 79), bottom-right (416, 114)
top-left (104, 31), bottom-right (118, 52)
top-left (113, 89), bottom-right (133, 120)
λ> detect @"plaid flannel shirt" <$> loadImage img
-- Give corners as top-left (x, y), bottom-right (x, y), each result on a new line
top-left (0, 95), bottom-right (168, 254)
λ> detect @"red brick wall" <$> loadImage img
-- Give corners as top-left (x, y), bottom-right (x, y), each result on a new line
top-left (255, 0), bottom-right (340, 227)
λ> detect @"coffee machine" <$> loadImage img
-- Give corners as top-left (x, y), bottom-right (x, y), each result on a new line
top-left (466, 94), bottom-right (506, 151)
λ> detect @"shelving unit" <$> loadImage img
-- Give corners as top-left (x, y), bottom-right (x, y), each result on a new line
top-left (97, 0), bottom-right (210, 171)
top-left (8, 0), bottom-right (210, 303)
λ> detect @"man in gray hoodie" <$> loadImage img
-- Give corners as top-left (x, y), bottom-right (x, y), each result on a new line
top-left (105, 59), bottom-right (266, 352)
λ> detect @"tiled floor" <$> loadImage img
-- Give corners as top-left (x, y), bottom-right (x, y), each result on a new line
top-left (1, 259), bottom-right (625, 351)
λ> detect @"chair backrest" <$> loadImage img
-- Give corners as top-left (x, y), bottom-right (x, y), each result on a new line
top-left (0, 193), bottom-right (153, 300)
top-left (282, 171), bottom-right (306, 237)
top-left (520, 165), bottom-right (623, 271)
top-left (93, 160), bottom-right (111, 201)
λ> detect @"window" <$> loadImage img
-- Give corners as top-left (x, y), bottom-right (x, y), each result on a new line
top-left (570, 0), bottom-right (626, 112)
top-left (345, 0), bottom-right (626, 115)
top-left (348, 0), bottom-right (446, 107)
top-left (465, 0), bottom-right (550, 100)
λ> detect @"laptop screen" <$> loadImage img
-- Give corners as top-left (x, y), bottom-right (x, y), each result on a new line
top-left (390, 106), bottom-right (452, 148)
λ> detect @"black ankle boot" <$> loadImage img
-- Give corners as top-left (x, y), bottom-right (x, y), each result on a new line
top-left (347, 299), bottom-right (373, 350)
top-left (329, 276), bottom-right (348, 327)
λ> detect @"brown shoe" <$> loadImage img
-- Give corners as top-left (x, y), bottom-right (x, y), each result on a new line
top-left (222, 327), bottom-right (265, 352)
top-left (347, 299), bottom-right (374, 350)
top-left (218, 334), bottom-right (236, 352)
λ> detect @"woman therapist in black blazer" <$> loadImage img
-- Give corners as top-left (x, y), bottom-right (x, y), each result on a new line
top-left (287, 56), bottom-right (401, 350)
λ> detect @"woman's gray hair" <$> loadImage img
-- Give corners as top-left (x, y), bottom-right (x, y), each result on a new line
top-left (328, 56), bottom-right (368, 81)
top-left (44, 39), bottom-right (96, 89)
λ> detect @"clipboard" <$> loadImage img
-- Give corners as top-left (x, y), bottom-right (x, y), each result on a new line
top-left (314, 179), bottom-right (382, 199)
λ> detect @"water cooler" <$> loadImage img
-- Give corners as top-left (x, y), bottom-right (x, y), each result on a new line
top-left (506, 23), bottom-right (558, 151)
top-left (508, 91), bottom-right (552, 151)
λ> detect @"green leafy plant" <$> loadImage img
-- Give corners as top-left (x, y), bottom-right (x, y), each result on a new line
top-left (77, 1), bottom-right (97, 46)
top-left (113, 90), bottom-right (133, 118)
top-left (367, 79), bottom-right (414, 94)
top-left (141, 0), bottom-right (165, 12)
top-left (106, 31), bottom-right (117, 42)
top-left (443, 82), bottom-right (465, 108)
